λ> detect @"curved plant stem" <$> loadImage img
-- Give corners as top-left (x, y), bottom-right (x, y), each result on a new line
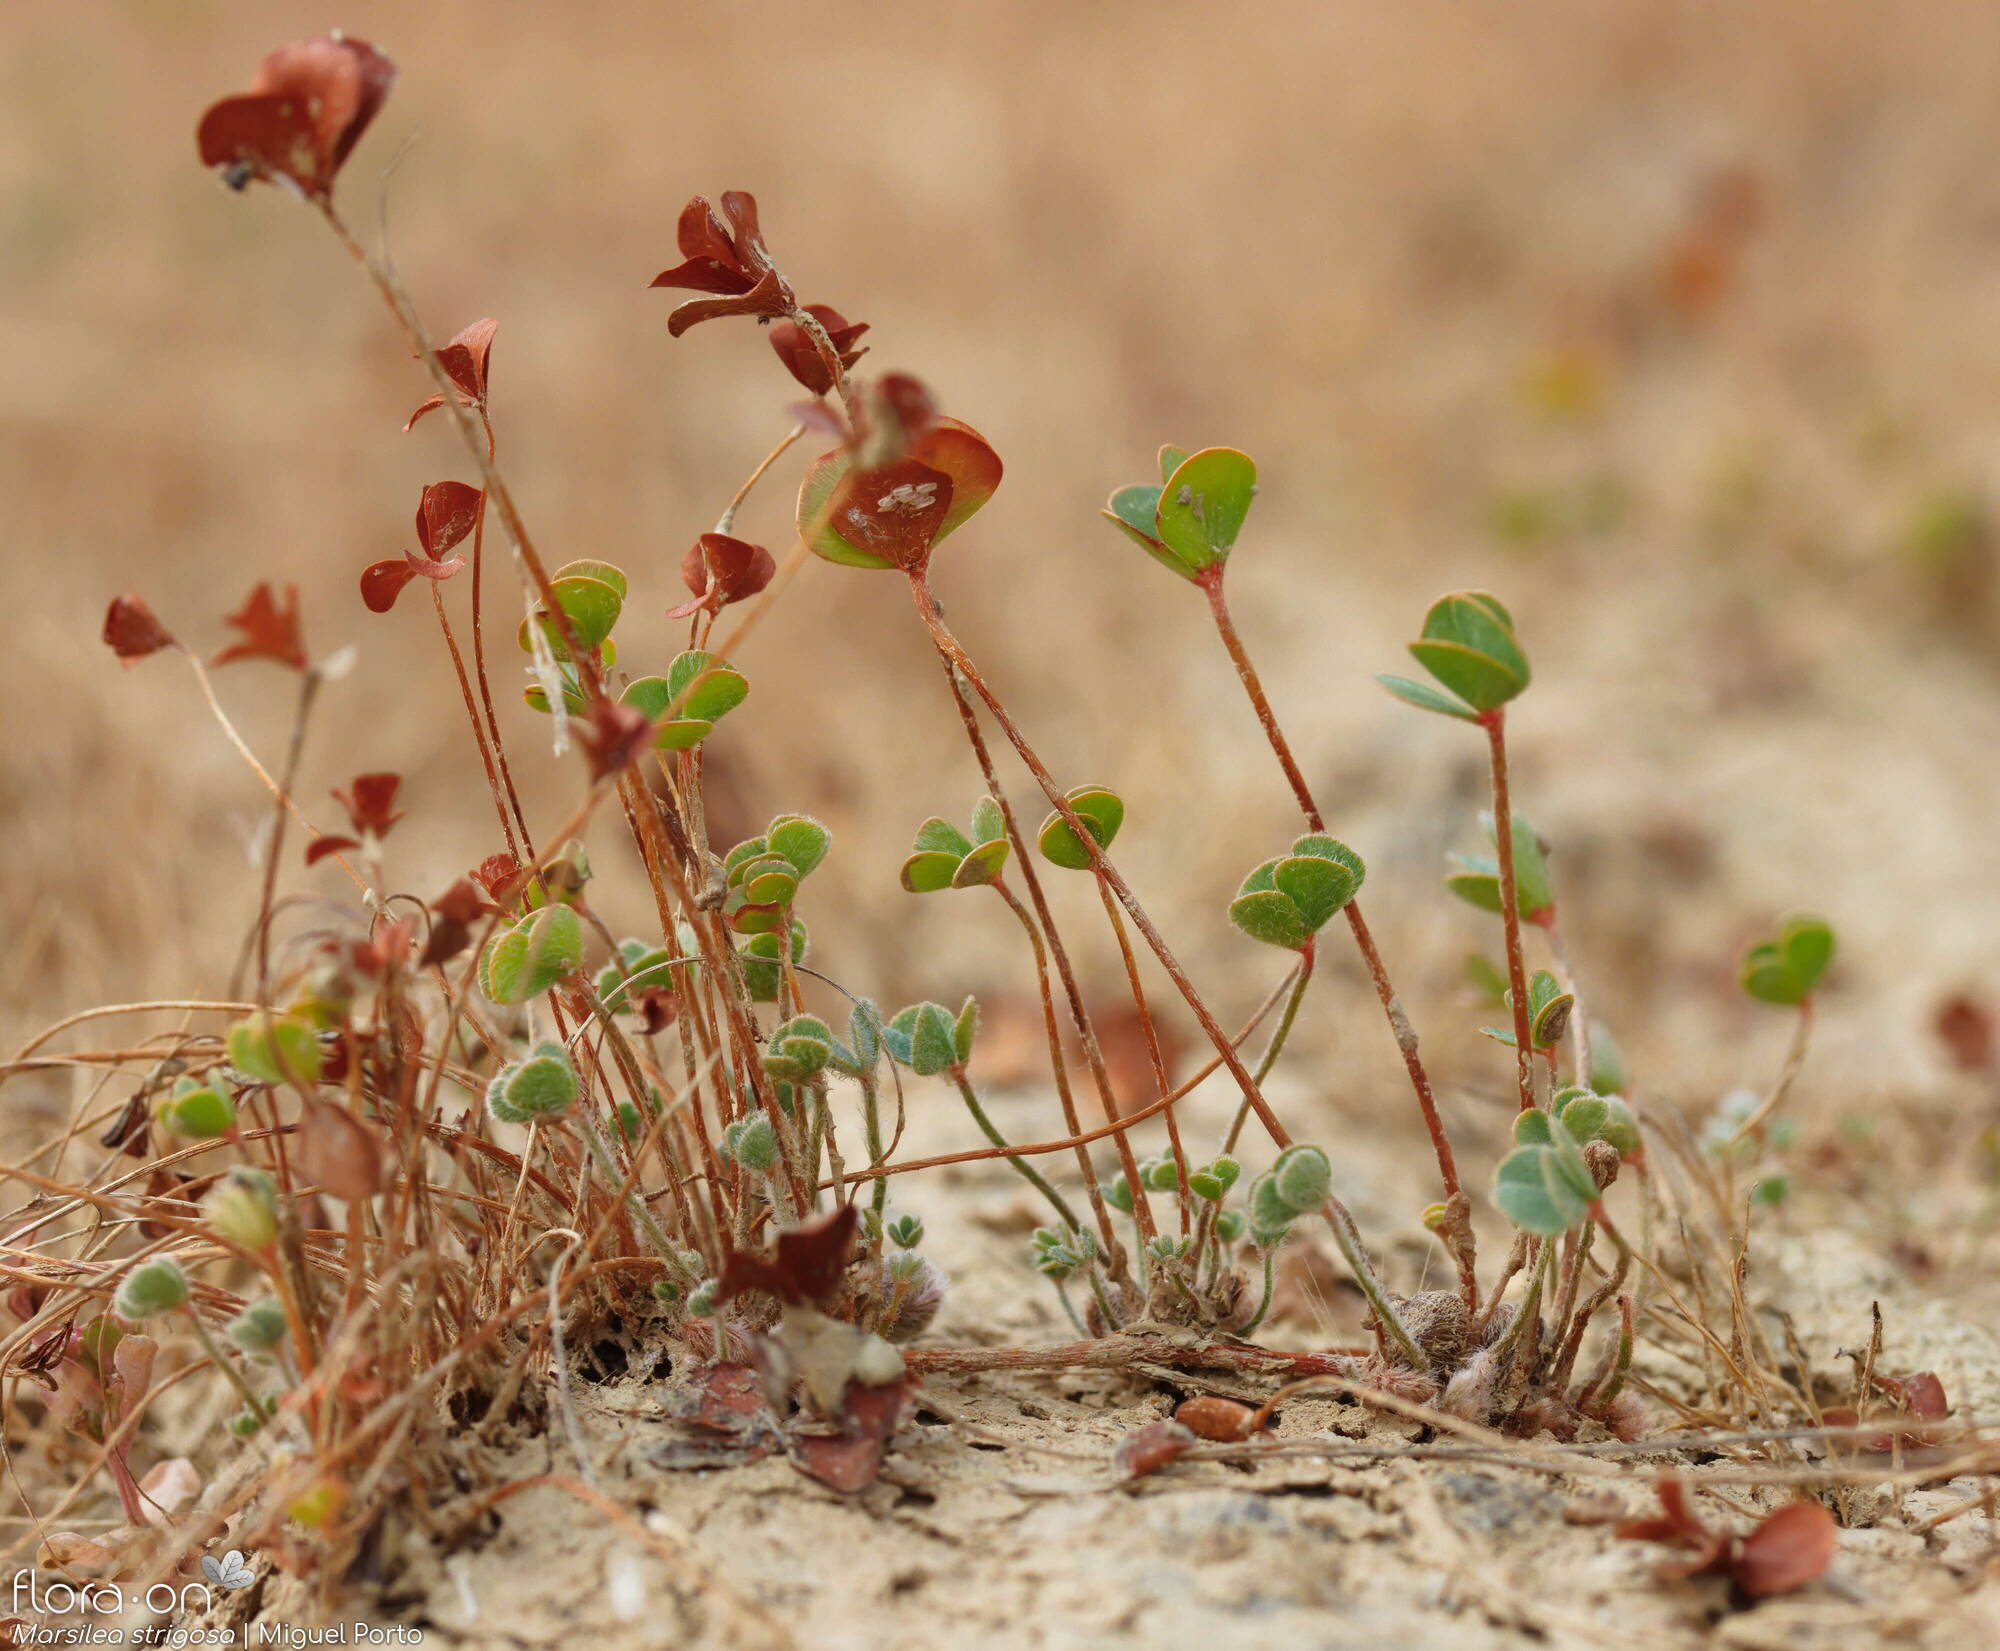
top-left (430, 584), bottom-right (522, 861)
top-left (1202, 573), bottom-right (1463, 1206)
top-left (1240, 1247), bottom-right (1278, 1336)
top-left (908, 573), bottom-right (1290, 1150)
top-left (1727, 999), bottom-right (1815, 1149)
top-left (1318, 1200), bottom-right (1429, 1374)
top-left (181, 653), bottom-right (364, 895)
top-left (469, 413), bottom-right (534, 859)
top-left (1483, 709), bottom-right (1536, 1111)
top-left (1224, 940), bottom-right (1315, 1153)
top-left (950, 1071), bottom-right (1083, 1234)
top-left (992, 881), bottom-right (1126, 1262)
top-left (924, 643), bottom-right (1153, 1256)
top-left (1094, 883), bottom-right (1191, 1229)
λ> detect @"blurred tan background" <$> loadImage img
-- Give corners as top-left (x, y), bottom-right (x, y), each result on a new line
top-left (6, 0), bottom-right (2000, 1132)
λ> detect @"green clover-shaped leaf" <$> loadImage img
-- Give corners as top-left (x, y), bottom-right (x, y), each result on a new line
top-left (1385, 591), bottom-right (1529, 716)
top-left (481, 905), bottom-right (584, 1004)
top-left (1037, 786), bottom-right (1124, 870)
top-left (1740, 914), bottom-right (1835, 1007)
top-left (1228, 835), bottom-right (1365, 950)
top-left (518, 570), bottom-right (624, 660)
top-left (885, 1002), bottom-right (961, 1077)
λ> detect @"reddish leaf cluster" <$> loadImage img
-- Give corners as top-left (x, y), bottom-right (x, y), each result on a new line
top-left (789, 1378), bottom-right (911, 1493)
top-left (307, 774), bottom-right (407, 866)
top-left (334, 773), bottom-right (406, 838)
top-left (195, 34), bottom-right (395, 200)
top-left (796, 373), bottom-right (1004, 574)
top-left (668, 532), bottom-right (778, 620)
top-left (1822, 1368), bottom-right (1953, 1452)
top-left (649, 194), bottom-right (794, 336)
top-left (1617, 1477), bottom-right (1837, 1597)
top-left (101, 595), bottom-right (176, 666)
top-left (213, 583), bottom-right (306, 671)
top-left (406, 318), bottom-right (499, 431)
top-left (768, 304), bottom-right (869, 397)
top-left (471, 852), bottom-right (529, 908)
top-left (1114, 1419), bottom-right (1197, 1480)
top-left (362, 481), bottom-right (483, 614)
top-left (717, 1204), bottom-right (858, 1311)
top-left (421, 878), bottom-right (496, 968)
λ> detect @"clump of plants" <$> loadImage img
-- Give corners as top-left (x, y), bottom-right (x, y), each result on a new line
top-left (2, 30), bottom-right (1900, 1614)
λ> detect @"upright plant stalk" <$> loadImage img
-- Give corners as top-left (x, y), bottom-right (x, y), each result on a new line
top-left (931, 654), bottom-right (1155, 1257)
top-left (1093, 884), bottom-right (1191, 1230)
top-left (1483, 709), bottom-right (1537, 1111)
top-left (950, 1072), bottom-right (1083, 1234)
top-left (907, 573), bottom-right (1292, 1151)
top-left (991, 881), bottom-right (1130, 1264)
top-left (1224, 942), bottom-right (1315, 1153)
top-left (1202, 572), bottom-right (1474, 1299)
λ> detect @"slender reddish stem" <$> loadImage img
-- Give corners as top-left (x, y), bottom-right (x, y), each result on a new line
top-left (1204, 572), bottom-right (1321, 829)
top-left (992, 880), bottom-right (1126, 1264)
top-left (909, 572), bottom-right (1291, 1150)
top-left (430, 584), bottom-right (521, 860)
top-left (1203, 570), bottom-right (1462, 1206)
top-left (1095, 882), bottom-right (1191, 1230)
top-left (1484, 709), bottom-right (1536, 1110)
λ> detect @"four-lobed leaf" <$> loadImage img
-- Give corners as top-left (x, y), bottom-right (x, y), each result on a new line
top-left (481, 905), bottom-right (584, 1004)
top-left (621, 650), bottom-right (750, 750)
top-left (1740, 914), bottom-right (1835, 1007)
top-left (1229, 836), bottom-right (1365, 951)
top-left (1380, 590), bottom-right (1530, 718)
top-left (1036, 786), bottom-right (1124, 871)
top-left (1102, 446), bottom-right (1258, 583)
top-left (901, 799), bottom-right (1012, 892)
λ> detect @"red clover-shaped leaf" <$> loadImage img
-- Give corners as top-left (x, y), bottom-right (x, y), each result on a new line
top-left (405, 318), bottom-right (499, 430)
top-left (102, 595), bottom-right (177, 666)
top-left (196, 34), bottom-right (396, 200)
top-left (213, 583), bottom-right (306, 671)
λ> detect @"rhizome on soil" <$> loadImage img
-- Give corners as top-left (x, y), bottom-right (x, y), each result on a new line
top-left (3, 30), bottom-right (1994, 1650)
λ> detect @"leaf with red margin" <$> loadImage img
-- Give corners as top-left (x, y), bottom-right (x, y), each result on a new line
top-left (824, 459), bottom-right (954, 572)
top-left (717, 1204), bottom-right (858, 1311)
top-left (213, 583), bottom-right (305, 670)
top-left (102, 595), bottom-right (176, 665)
top-left (798, 417), bottom-right (1001, 571)
top-left (1732, 1501), bottom-right (1836, 1598)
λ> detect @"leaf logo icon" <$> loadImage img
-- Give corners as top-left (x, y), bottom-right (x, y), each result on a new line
top-left (200, 1550), bottom-right (255, 1590)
